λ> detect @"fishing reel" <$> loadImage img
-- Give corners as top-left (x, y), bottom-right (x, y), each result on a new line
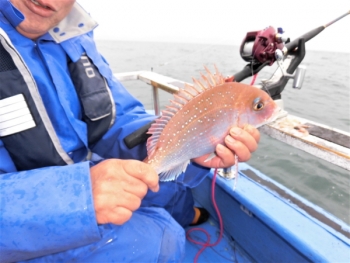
top-left (234, 25), bottom-right (307, 101)
top-left (240, 26), bottom-right (288, 65)
top-left (234, 9), bottom-right (350, 98)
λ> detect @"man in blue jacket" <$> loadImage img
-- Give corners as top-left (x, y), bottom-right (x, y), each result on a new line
top-left (0, 0), bottom-right (260, 262)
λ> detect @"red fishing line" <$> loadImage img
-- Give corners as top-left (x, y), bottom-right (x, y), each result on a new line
top-left (186, 168), bottom-right (224, 263)
top-left (250, 74), bottom-right (258, 85)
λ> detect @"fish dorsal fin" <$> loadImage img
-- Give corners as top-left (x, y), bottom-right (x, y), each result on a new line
top-left (146, 65), bottom-right (225, 158)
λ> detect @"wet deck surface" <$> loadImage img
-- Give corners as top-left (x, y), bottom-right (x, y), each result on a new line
top-left (184, 216), bottom-right (252, 263)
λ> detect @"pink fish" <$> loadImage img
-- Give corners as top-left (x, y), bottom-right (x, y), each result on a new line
top-left (146, 67), bottom-right (280, 181)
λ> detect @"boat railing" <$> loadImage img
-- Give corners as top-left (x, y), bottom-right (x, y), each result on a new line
top-left (114, 71), bottom-right (350, 171)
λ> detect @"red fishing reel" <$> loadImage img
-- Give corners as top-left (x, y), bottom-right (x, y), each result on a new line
top-left (240, 26), bottom-right (288, 65)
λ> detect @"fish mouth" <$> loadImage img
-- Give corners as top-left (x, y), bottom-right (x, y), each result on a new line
top-left (255, 106), bottom-right (283, 128)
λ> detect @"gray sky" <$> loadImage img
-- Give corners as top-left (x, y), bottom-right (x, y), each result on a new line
top-left (79, 0), bottom-right (349, 53)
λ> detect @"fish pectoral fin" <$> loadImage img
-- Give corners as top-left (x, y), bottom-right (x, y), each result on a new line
top-left (159, 160), bottom-right (191, 182)
top-left (204, 152), bottom-right (217, 163)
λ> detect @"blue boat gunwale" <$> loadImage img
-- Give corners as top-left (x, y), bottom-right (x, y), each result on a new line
top-left (240, 165), bottom-right (350, 240)
top-left (191, 162), bottom-right (350, 262)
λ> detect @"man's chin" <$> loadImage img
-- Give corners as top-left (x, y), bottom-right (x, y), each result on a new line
top-left (16, 25), bottom-right (47, 39)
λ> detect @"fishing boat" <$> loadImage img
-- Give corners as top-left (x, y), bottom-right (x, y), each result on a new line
top-left (115, 12), bottom-right (350, 263)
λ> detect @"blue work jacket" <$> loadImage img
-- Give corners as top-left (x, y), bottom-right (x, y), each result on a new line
top-left (0, 1), bottom-right (209, 262)
top-left (0, 0), bottom-right (155, 260)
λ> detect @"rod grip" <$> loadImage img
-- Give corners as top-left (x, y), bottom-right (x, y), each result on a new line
top-left (124, 120), bottom-right (154, 149)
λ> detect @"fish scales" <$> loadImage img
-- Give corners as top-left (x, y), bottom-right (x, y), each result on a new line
top-left (146, 67), bottom-right (280, 181)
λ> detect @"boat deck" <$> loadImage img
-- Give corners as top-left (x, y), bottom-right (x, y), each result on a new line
top-left (185, 217), bottom-right (252, 262)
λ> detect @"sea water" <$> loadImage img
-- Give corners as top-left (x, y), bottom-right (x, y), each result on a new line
top-left (96, 40), bottom-right (350, 224)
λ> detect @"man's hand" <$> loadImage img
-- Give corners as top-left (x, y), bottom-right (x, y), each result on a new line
top-left (193, 124), bottom-right (260, 168)
top-left (90, 159), bottom-right (159, 225)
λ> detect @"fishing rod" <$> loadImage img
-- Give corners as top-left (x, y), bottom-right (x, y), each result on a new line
top-left (123, 11), bottom-right (349, 149)
top-left (285, 10), bottom-right (350, 53)
top-left (233, 10), bottom-right (350, 84)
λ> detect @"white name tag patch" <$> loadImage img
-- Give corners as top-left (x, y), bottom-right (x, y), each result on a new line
top-left (0, 94), bottom-right (36, 137)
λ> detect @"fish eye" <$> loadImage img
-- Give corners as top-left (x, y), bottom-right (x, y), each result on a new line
top-left (253, 98), bottom-right (264, 111)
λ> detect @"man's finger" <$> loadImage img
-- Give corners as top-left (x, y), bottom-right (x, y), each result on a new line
top-left (120, 176), bottom-right (149, 199)
top-left (228, 126), bottom-right (258, 153)
top-left (243, 124), bottom-right (260, 143)
top-left (97, 207), bottom-right (133, 225)
top-left (93, 188), bottom-right (141, 212)
top-left (114, 191), bottom-right (142, 212)
top-left (122, 160), bottom-right (159, 192)
top-left (224, 135), bottom-right (252, 162)
top-left (215, 144), bottom-right (236, 167)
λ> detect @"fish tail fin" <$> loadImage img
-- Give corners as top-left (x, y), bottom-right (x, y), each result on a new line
top-left (159, 160), bottom-right (191, 182)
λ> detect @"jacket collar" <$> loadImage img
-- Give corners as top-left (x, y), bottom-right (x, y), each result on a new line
top-left (48, 2), bottom-right (98, 43)
top-left (0, 0), bottom-right (24, 27)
